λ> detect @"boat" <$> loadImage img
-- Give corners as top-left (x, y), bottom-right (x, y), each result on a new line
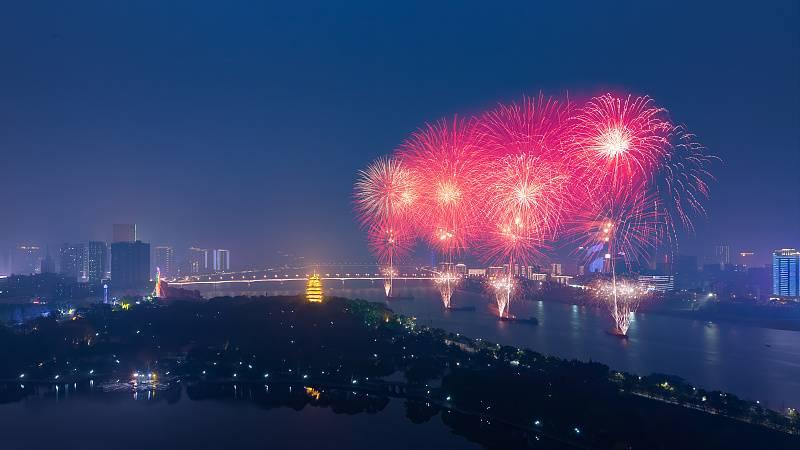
top-left (386, 295), bottom-right (414, 301)
top-left (446, 305), bottom-right (476, 312)
top-left (498, 316), bottom-right (538, 325)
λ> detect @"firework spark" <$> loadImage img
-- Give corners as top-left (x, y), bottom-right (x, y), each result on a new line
top-left (476, 95), bottom-right (571, 317)
top-left (397, 117), bottom-right (487, 307)
top-left (354, 157), bottom-right (419, 297)
top-left (592, 278), bottom-right (650, 335)
top-left (569, 93), bottom-right (672, 197)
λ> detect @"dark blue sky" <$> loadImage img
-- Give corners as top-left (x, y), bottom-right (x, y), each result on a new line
top-left (1, 1), bottom-right (797, 268)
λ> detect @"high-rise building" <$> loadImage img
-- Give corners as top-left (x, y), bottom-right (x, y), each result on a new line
top-left (59, 243), bottom-right (85, 279)
top-left (11, 245), bottom-right (42, 275)
top-left (154, 246), bottom-right (175, 278)
top-left (40, 249), bottom-right (56, 274)
top-left (85, 241), bottom-right (108, 282)
top-left (113, 224), bottom-right (137, 243)
top-left (213, 249), bottom-right (230, 272)
top-left (111, 241), bottom-right (150, 289)
top-left (187, 247), bottom-right (208, 274)
top-left (714, 244), bottom-right (730, 267)
top-left (550, 263), bottom-right (562, 276)
top-left (772, 249), bottom-right (800, 298)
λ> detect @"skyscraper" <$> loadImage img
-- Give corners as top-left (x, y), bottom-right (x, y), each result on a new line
top-left (111, 241), bottom-right (150, 289)
top-left (187, 247), bottom-right (208, 274)
top-left (59, 243), bottom-right (85, 279)
top-left (11, 245), bottom-right (42, 275)
top-left (772, 249), bottom-right (800, 298)
top-left (712, 244), bottom-right (730, 269)
top-left (213, 249), bottom-right (230, 272)
top-left (85, 241), bottom-right (108, 282)
top-left (154, 246), bottom-right (175, 278)
top-left (113, 224), bottom-right (137, 243)
top-left (40, 249), bottom-right (56, 274)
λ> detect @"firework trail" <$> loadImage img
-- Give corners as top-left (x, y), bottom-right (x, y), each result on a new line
top-left (354, 157), bottom-right (419, 297)
top-left (568, 94), bottom-right (675, 332)
top-left (476, 95), bottom-right (571, 317)
top-left (397, 117), bottom-right (487, 308)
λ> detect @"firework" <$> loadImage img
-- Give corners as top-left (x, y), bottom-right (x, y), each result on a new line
top-left (477, 95), bottom-right (571, 317)
top-left (351, 90), bottom-right (715, 328)
top-left (569, 93), bottom-right (672, 198)
top-left (397, 117), bottom-right (487, 307)
top-left (592, 278), bottom-right (650, 335)
top-left (655, 124), bottom-right (718, 240)
top-left (354, 157), bottom-right (419, 297)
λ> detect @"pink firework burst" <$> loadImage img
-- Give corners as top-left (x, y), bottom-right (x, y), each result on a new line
top-left (396, 116), bottom-right (487, 257)
top-left (569, 93), bottom-right (672, 197)
top-left (353, 156), bottom-right (419, 229)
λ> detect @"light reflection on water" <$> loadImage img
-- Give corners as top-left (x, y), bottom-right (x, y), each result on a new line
top-left (198, 279), bottom-right (800, 410)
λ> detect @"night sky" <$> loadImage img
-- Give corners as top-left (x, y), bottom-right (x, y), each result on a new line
top-left (1, 1), bottom-right (797, 269)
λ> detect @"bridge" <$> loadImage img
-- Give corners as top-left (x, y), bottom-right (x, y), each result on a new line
top-left (166, 265), bottom-right (437, 286)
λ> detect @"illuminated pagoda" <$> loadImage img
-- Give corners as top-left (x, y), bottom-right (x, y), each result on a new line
top-left (306, 274), bottom-right (323, 303)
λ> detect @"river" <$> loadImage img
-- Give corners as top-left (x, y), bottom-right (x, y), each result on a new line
top-left (197, 278), bottom-right (800, 410)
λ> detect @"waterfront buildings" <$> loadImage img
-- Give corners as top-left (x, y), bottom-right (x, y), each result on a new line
top-left (187, 247), bottom-right (208, 274)
top-left (154, 246), bottom-right (175, 277)
top-left (772, 248), bottom-right (800, 298)
top-left (213, 249), bottom-right (230, 273)
top-left (638, 274), bottom-right (675, 293)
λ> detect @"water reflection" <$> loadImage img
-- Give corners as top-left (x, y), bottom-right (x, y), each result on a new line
top-left (0, 382), bottom-right (555, 450)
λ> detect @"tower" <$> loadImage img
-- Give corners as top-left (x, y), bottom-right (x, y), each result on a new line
top-left (306, 274), bottom-right (323, 303)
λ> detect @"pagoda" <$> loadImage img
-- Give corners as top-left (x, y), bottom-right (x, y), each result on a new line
top-left (306, 274), bottom-right (323, 303)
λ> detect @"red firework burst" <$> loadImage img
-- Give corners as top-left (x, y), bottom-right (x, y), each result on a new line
top-left (476, 95), bottom-right (573, 266)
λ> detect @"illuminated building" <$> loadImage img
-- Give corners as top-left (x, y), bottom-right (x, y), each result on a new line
top-left (113, 224), bottom-right (137, 243)
top-left (711, 244), bottom-right (730, 269)
top-left (551, 275), bottom-right (573, 285)
top-left (59, 243), bottom-right (85, 279)
top-left (455, 263), bottom-right (467, 276)
top-left (467, 268), bottom-right (486, 277)
top-left (85, 241), bottom-right (108, 282)
top-left (154, 246), bottom-right (175, 278)
top-left (550, 263), bottom-right (562, 275)
top-left (111, 241), bottom-right (150, 289)
top-left (213, 249), bottom-right (230, 272)
top-left (638, 274), bottom-right (675, 293)
top-left (486, 266), bottom-right (504, 280)
top-left (306, 274), bottom-right (323, 303)
top-left (772, 249), bottom-right (800, 298)
top-left (528, 273), bottom-right (547, 281)
top-left (187, 247), bottom-right (208, 274)
top-left (11, 245), bottom-right (42, 275)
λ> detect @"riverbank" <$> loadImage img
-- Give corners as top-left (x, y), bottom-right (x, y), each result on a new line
top-left (1, 295), bottom-right (796, 449)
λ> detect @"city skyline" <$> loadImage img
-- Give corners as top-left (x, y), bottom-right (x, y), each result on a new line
top-left (0, 1), bottom-right (797, 268)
